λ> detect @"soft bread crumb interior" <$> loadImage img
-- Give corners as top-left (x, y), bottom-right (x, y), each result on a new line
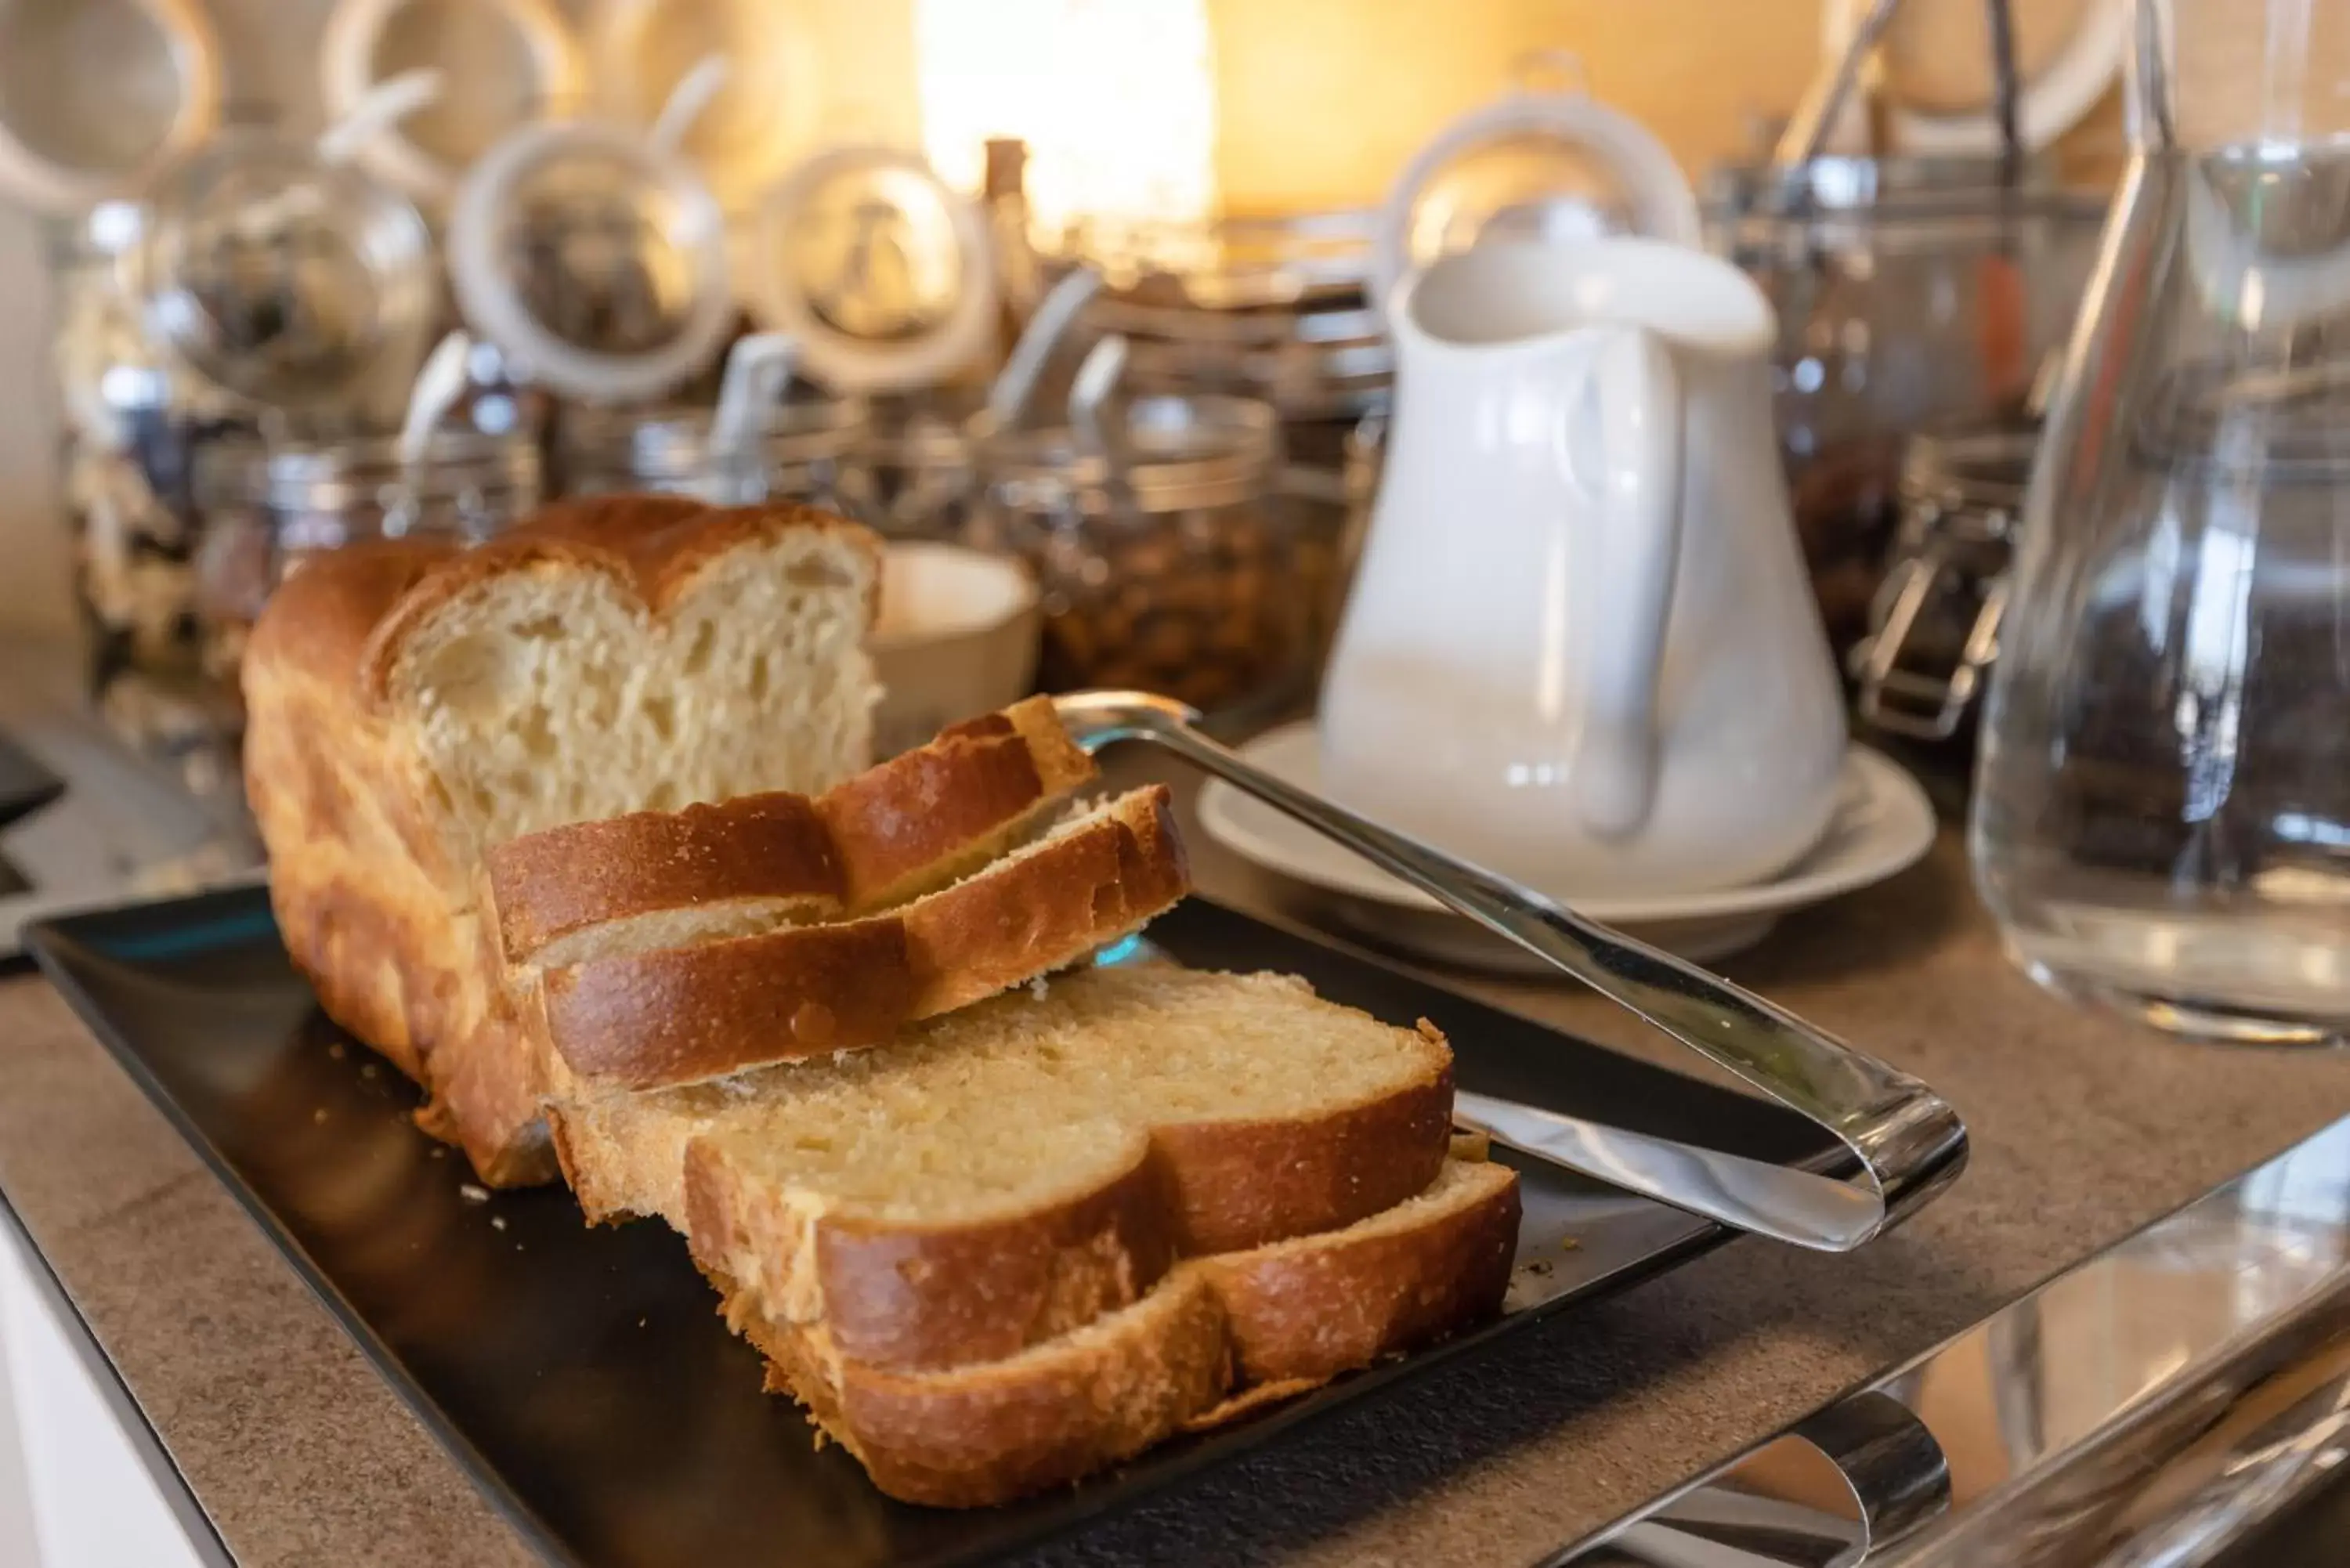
top-left (580, 965), bottom-right (1448, 1228)
top-left (390, 529), bottom-right (877, 865)
top-left (522, 894), bottom-right (837, 971)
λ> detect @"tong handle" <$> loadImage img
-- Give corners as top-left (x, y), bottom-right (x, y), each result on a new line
top-left (1054, 692), bottom-right (1966, 1252)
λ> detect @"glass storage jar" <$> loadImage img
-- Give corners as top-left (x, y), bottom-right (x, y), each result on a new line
top-left (858, 389), bottom-right (982, 541)
top-left (1706, 157), bottom-right (2104, 659)
top-left (973, 393), bottom-right (1305, 722)
top-left (53, 200), bottom-right (261, 746)
top-left (554, 394), bottom-right (874, 515)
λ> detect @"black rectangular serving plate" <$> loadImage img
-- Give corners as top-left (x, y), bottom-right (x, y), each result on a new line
top-left (27, 890), bottom-right (1834, 1568)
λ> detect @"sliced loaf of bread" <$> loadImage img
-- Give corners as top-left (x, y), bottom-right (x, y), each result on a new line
top-left (546, 963), bottom-right (1517, 1505)
top-left (548, 965), bottom-right (1469, 1381)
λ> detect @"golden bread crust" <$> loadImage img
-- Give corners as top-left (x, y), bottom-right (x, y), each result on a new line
top-left (720, 1161), bottom-right (1521, 1508)
top-left (1199, 1159), bottom-right (1521, 1384)
top-left (817, 697), bottom-right (1097, 912)
top-left (487, 791), bottom-right (844, 964)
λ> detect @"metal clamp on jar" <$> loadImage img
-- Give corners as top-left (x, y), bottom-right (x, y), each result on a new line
top-left (974, 338), bottom-right (1303, 724)
top-left (447, 109), bottom-right (746, 501)
top-left (1850, 421), bottom-right (2032, 748)
top-left (743, 144), bottom-right (1007, 534)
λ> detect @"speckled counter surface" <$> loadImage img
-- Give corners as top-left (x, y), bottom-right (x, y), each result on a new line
top-left (6, 808), bottom-right (2350, 1568)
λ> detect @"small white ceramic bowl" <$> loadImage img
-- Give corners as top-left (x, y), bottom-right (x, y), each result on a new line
top-left (870, 542), bottom-right (1042, 756)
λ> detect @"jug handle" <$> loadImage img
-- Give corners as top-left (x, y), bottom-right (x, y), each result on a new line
top-left (1561, 324), bottom-right (1683, 840)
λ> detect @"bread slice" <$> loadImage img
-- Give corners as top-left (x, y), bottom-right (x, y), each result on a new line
top-left (486, 695), bottom-right (1097, 968)
top-left (547, 964), bottom-right (1458, 1376)
top-left (721, 1158), bottom-right (1521, 1507)
top-left (526, 786), bottom-right (1191, 1090)
top-left (244, 497), bottom-right (885, 1183)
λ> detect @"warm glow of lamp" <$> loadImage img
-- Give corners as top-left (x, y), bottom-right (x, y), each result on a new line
top-left (913, 0), bottom-right (1219, 240)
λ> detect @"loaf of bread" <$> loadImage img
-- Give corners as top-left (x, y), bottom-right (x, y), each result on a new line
top-left (548, 963), bottom-right (1522, 1505)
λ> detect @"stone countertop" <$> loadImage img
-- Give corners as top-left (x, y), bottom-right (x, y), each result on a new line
top-left (6, 810), bottom-right (2350, 1567)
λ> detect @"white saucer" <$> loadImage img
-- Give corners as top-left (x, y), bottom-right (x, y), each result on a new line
top-left (1198, 722), bottom-right (1937, 972)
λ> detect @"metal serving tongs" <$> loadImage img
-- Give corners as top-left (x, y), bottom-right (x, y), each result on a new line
top-left (1054, 690), bottom-right (1969, 1253)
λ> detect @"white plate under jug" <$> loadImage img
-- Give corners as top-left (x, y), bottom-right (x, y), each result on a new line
top-left (1321, 237), bottom-right (1846, 898)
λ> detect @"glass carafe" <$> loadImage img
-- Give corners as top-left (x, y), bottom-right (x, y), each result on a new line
top-left (1971, 0), bottom-right (2350, 1043)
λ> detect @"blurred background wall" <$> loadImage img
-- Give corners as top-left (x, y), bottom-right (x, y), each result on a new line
top-left (0, 0), bottom-right (2108, 637)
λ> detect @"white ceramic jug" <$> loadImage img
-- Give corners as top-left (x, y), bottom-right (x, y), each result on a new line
top-left (1321, 237), bottom-right (1846, 898)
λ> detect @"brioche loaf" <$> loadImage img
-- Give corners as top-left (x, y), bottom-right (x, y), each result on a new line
top-left (244, 497), bottom-right (885, 1182)
top-left (247, 495), bottom-right (1518, 1505)
top-left (545, 963), bottom-right (1520, 1504)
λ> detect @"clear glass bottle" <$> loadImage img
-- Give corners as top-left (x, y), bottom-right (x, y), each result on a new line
top-left (1971, 0), bottom-right (2350, 1043)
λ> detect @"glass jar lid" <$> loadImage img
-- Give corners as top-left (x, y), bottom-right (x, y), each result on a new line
top-left (1370, 54), bottom-right (1698, 322)
top-left (560, 395), bottom-right (867, 482)
top-left (320, 0), bottom-right (585, 211)
top-left (861, 388), bottom-right (985, 468)
top-left (448, 117), bottom-right (736, 405)
top-left (986, 393), bottom-right (1280, 513)
top-left (265, 427), bottom-right (542, 515)
top-left (0, 0), bottom-right (222, 215)
top-left (142, 127), bottom-right (439, 415)
top-left (747, 144), bottom-right (999, 393)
